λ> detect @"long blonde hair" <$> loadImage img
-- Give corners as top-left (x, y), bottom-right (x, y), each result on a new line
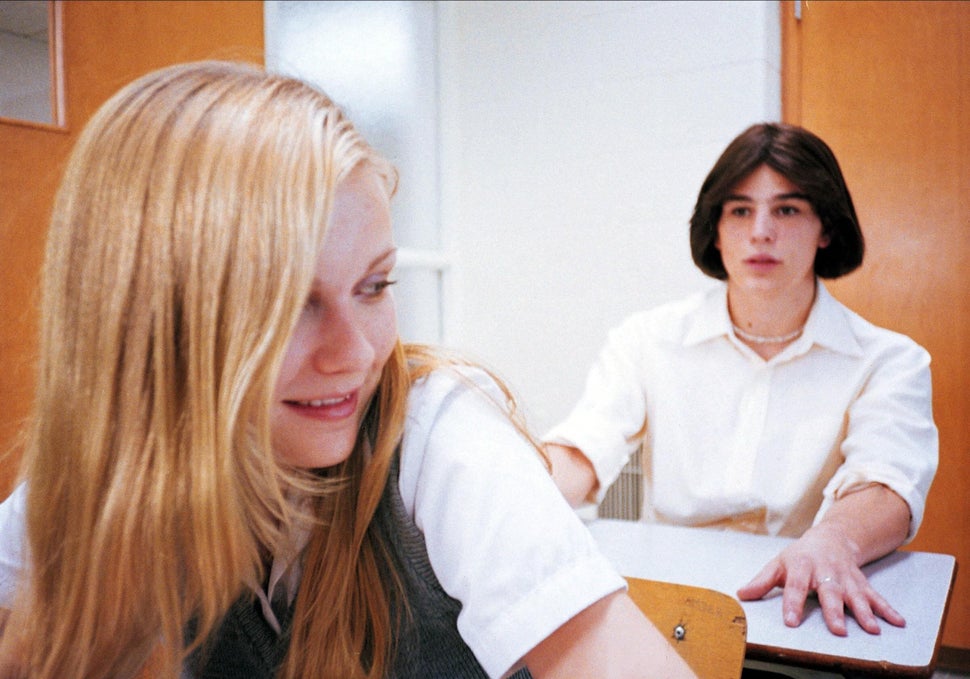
top-left (0, 61), bottom-right (408, 678)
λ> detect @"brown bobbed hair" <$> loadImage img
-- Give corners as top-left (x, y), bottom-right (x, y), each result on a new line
top-left (689, 122), bottom-right (864, 280)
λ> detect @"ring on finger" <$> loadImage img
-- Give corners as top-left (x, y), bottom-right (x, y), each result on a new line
top-left (817, 576), bottom-right (839, 588)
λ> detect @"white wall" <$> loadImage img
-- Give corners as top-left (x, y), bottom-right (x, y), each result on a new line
top-left (265, 1), bottom-right (445, 343)
top-left (437, 0), bottom-right (781, 433)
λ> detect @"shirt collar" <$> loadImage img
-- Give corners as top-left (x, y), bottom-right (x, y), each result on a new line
top-left (803, 282), bottom-right (864, 357)
top-left (682, 281), bottom-right (864, 358)
top-left (683, 283), bottom-right (732, 346)
top-left (247, 497), bottom-right (314, 635)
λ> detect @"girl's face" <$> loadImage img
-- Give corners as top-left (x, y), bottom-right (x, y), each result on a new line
top-left (271, 167), bottom-right (398, 469)
top-left (716, 164), bottom-right (830, 298)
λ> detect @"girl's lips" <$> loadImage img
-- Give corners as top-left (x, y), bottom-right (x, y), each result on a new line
top-left (284, 391), bottom-right (359, 420)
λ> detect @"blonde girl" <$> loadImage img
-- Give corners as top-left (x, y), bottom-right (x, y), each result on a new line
top-left (0, 62), bottom-right (693, 679)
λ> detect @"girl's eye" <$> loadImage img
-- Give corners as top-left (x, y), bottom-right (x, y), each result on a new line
top-left (727, 205), bottom-right (750, 217)
top-left (777, 205), bottom-right (800, 216)
top-left (359, 277), bottom-right (397, 298)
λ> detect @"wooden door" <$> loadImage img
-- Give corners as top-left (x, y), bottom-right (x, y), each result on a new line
top-left (0, 1), bottom-right (264, 494)
top-left (782, 0), bottom-right (970, 651)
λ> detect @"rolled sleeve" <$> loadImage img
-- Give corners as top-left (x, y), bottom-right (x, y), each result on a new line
top-left (817, 337), bottom-right (938, 540)
top-left (401, 369), bottom-right (625, 677)
top-left (543, 318), bottom-right (650, 503)
top-left (0, 483), bottom-right (27, 609)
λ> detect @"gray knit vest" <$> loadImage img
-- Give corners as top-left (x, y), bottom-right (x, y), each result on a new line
top-left (187, 455), bottom-right (533, 678)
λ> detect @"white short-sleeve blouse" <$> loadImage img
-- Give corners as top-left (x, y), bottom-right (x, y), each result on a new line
top-left (0, 367), bottom-right (624, 679)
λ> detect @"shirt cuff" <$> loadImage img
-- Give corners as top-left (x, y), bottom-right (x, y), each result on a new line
top-left (818, 467), bottom-right (922, 541)
top-left (462, 551), bottom-right (626, 678)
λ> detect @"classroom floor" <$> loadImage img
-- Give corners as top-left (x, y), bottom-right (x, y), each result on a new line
top-left (743, 670), bottom-right (967, 678)
top-left (935, 648), bottom-right (970, 678)
top-left (742, 660), bottom-right (969, 678)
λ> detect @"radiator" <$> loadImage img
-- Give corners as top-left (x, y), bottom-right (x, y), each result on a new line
top-left (597, 448), bottom-right (642, 521)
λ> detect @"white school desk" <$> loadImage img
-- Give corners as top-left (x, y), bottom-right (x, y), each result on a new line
top-left (587, 519), bottom-right (956, 678)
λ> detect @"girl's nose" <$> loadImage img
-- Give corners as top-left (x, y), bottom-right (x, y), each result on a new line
top-left (311, 307), bottom-right (376, 374)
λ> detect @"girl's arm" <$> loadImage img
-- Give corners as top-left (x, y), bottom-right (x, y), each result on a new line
top-left (515, 590), bottom-right (697, 678)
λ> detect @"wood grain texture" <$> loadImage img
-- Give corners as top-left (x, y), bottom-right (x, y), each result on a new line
top-left (0, 0), bottom-right (264, 495)
top-left (626, 577), bottom-right (747, 679)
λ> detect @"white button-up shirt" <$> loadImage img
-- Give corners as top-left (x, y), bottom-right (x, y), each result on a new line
top-left (0, 368), bottom-right (624, 679)
top-left (545, 282), bottom-right (938, 538)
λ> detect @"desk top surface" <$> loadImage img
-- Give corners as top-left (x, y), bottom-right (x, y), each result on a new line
top-left (587, 519), bottom-right (956, 674)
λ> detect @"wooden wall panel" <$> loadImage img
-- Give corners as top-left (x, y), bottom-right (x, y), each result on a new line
top-left (782, 0), bottom-right (970, 651)
top-left (0, 1), bottom-right (264, 494)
